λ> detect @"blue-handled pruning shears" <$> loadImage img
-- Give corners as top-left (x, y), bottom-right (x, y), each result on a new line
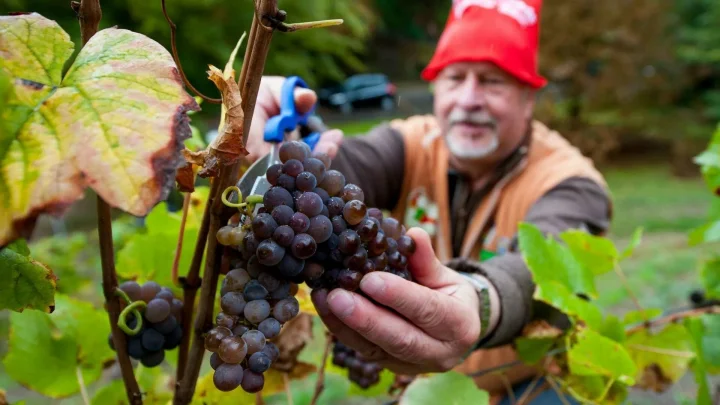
top-left (236, 76), bottom-right (326, 202)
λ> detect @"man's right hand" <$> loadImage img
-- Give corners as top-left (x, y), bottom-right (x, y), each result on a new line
top-left (246, 76), bottom-right (345, 163)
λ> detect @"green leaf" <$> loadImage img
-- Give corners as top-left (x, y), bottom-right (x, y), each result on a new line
top-left (567, 328), bottom-right (637, 385)
top-left (518, 223), bottom-right (598, 298)
top-left (399, 372), bottom-right (489, 405)
top-left (700, 257), bottom-right (720, 299)
top-left (622, 309), bottom-right (663, 326)
top-left (561, 375), bottom-right (628, 405)
top-left (689, 220), bottom-right (720, 246)
top-left (2, 294), bottom-right (114, 398)
top-left (626, 324), bottom-right (695, 387)
top-left (0, 239), bottom-right (57, 313)
top-left (92, 365), bottom-right (173, 405)
top-left (695, 124), bottom-right (720, 194)
top-left (599, 314), bottom-right (626, 343)
top-left (620, 227), bottom-right (643, 259)
top-left (0, 13), bottom-right (200, 247)
top-left (699, 314), bottom-right (720, 373)
top-left (515, 337), bottom-right (556, 364)
top-left (684, 317), bottom-right (713, 405)
top-left (534, 281), bottom-right (604, 330)
top-left (560, 229), bottom-right (618, 275)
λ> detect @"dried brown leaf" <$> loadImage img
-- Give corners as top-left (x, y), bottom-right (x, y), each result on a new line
top-left (207, 65), bottom-right (246, 164)
top-left (271, 312), bottom-right (314, 372)
top-left (522, 320), bottom-right (564, 339)
top-left (175, 161), bottom-right (196, 192)
top-left (636, 363), bottom-right (673, 393)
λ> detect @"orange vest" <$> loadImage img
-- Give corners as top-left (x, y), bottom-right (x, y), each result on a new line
top-left (387, 115), bottom-right (609, 401)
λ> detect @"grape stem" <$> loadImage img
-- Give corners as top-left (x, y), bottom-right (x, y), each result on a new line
top-left (80, 0), bottom-right (142, 402)
top-left (283, 373), bottom-right (294, 405)
top-left (309, 332), bottom-right (333, 405)
top-left (172, 192), bottom-right (192, 286)
top-left (118, 301), bottom-right (147, 335)
top-left (75, 366), bottom-right (90, 405)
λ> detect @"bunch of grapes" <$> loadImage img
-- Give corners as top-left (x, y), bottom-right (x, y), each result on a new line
top-left (210, 140), bottom-right (417, 392)
top-left (331, 337), bottom-right (382, 389)
top-left (108, 281), bottom-right (184, 368)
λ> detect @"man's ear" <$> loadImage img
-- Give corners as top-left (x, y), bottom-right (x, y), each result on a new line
top-left (523, 88), bottom-right (537, 121)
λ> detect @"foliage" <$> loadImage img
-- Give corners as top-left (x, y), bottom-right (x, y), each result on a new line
top-left (0, 239), bottom-right (57, 313)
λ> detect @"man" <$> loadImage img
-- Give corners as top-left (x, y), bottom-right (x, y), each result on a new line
top-left (245, 0), bottom-right (611, 403)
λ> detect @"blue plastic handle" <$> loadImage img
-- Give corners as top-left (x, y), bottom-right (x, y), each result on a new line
top-left (263, 76), bottom-right (320, 150)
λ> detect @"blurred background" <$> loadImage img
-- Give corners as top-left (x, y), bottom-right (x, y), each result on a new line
top-left (1, 0), bottom-right (719, 404)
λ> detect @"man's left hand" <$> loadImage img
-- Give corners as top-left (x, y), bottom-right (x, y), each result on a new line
top-left (311, 228), bottom-right (482, 375)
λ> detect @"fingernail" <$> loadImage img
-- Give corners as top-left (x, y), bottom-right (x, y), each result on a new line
top-left (327, 289), bottom-right (354, 319)
top-left (360, 273), bottom-right (385, 296)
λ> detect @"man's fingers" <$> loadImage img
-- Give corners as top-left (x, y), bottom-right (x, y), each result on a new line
top-left (313, 129), bottom-right (344, 159)
top-left (262, 75), bottom-right (317, 116)
top-left (324, 287), bottom-right (445, 365)
top-left (358, 271), bottom-right (468, 341)
top-left (405, 227), bottom-right (461, 288)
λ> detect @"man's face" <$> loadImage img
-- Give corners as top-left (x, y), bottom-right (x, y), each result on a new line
top-left (433, 62), bottom-right (536, 164)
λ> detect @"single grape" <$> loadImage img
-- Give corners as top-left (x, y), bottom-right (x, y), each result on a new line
top-left (388, 251), bottom-right (408, 269)
top-left (261, 342), bottom-right (280, 362)
top-left (146, 298), bottom-right (171, 323)
top-left (381, 218), bottom-right (403, 240)
top-left (141, 350), bottom-right (165, 368)
top-left (263, 187), bottom-right (294, 211)
top-left (216, 225), bottom-right (234, 246)
top-left (128, 336), bottom-right (146, 359)
top-left (228, 226), bottom-right (246, 246)
top-left (171, 298), bottom-right (184, 319)
top-left (341, 184), bottom-right (365, 203)
top-left (232, 324), bottom-right (250, 337)
top-left (367, 207), bottom-right (383, 221)
top-left (338, 229), bottom-right (361, 255)
top-left (302, 261), bottom-right (324, 281)
top-left (296, 192), bottom-right (323, 217)
top-left (314, 187), bottom-right (330, 204)
top-left (343, 200), bottom-right (367, 226)
top-left (397, 235), bottom-right (417, 256)
top-left (367, 231), bottom-right (388, 256)
top-left (332, 215), bottom-right (347, 234)
top-left (282, 159), bottom-right (304, 177)
top-left (219, 336), bottom-right (249, 364)
top-left (272, 225), bottom-right (295, 247)
top-left (362, 260), bottom-right (376, 274)
top-left (241, 370), bottom-right (265, 393)
top-left (386, 237), bottom-right (398, 254)
top-left (248, 352), bottom-right (272, 373)
top-left (330, 248), bottom-right (344, 263)
top-left (258, 272), bottom-right (281, 292)
top-left (213, 363), bottom-right (244, 392)
top-left (346, 247), bottom-right (368, 272)
top-left (289, 212), bottom-right (310, 234)
top-left (308, 215), bottom-right (333, 243)
top-left (220, 292), bottom-right (247, 316)
top-left (302, 157), bottom-right (326, 182)
top-left (242, 330), bottom-right (266, 354)
top-left (277, 254), bottom-right (305, 278)
top-left (164, 325), bottom-right (183, 350)
top-left (156, 287), bottom-right (175, 304)
top-left (243, 232), bottom-right (260, 257)
top-left (319, 170), bottom-right (346, 196)
top-left (222, 269), bottom-right (251, 295)
top-left (296, 171), bottom-right (317, 191)
top-left (271, 281), bottom-right (292, 300)
top-left (256, 239), bottom-right (285, 266)
top-left (273, 297), bottom-right (300, 323)
top-left (244, 299), bottom-right (271, 324)
top-left (320, 204), bottom-right (330, 218)
top-left (326, 233), bottom-right (340, 250)
top-left (279, 141), bottom-right (310, 163)
top-left (277, 174), bottom-right (296, 191)
top-left (215, 311), bottom-right (238, 329)
top-left (210, 352), bottom-right (223, 370)
top-left (246, 256), bottom-right (269, 278)
top-left (244, 280), bottom-right (269, 301)
top-left (119, 281), bottom-right (142, 302)
top-left (271, 205), bottom-right (294, 226)
top-left (323, 268), bottom-right (341, 286)
top-left (140, 281), bottom-right (162, 303)
top-left (338, 269), bottom-right (363, 291)
top-left (327, 197), bottom-right (345, 216)
top-left (355, 218), bottom-right (379, 242)
top-left (312, 151), bottom-right (332, 168)
top-left (258, 318), bottom-right (281, 339)
top-left (266, 163), bottom-right (283, 186)
top-left (291, 233), bottom-right (317, 259)
top-left (152, 315), bottom-right (178, 334)
top-left (142, 329), bottom-right (165, 352)
top-left (252, 213), bottom-right (278, 239)
top-left (372, 252), bottom-right (388, 270)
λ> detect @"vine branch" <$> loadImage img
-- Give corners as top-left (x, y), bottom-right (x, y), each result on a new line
top-left (626, 304), bottom-right (720, 334)
top-left (161, 0), bottom-right (221, 104)
top-left (171, 192), bottom-right (192, 285)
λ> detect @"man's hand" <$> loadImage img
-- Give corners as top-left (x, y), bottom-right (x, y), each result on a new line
top-left (246, 76), bottom-right (344, 162)
top-left (311, 228), bottom-right (483, 375)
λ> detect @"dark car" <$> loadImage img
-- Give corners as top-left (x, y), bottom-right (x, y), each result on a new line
top-left (318, 73), bottom-right (397, 114)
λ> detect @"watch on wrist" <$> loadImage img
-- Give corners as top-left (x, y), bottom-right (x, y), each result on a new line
top-left (458, 272), bottom-right (492, 359)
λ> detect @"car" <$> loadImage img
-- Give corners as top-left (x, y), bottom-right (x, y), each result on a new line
top-left (317, 73), bottom-right (397, 114)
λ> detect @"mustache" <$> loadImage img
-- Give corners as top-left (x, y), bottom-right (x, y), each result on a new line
top-left (448, 110), bottom-right (497, 127)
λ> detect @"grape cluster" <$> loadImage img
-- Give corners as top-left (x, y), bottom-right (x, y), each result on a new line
top-left (331, 338), bottom-right (382, 389)
top-left (211, 140), bottom-right (417, 392)
top-left (109, 281), bottom-right (184, 368)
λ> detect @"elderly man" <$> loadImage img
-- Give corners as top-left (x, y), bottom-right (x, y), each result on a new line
top-left (245, 0), bottom-right (611, 402)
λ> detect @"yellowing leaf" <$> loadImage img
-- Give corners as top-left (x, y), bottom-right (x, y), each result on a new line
top-left (626, 323), bottom-right (696, 391)
top-left (297, 283), bottom-right (318, 316)
top-left (0, 239), bottom-right (57, 313)
top-left (192, 372), bottom-right (256, 405)
top-left (0, 13), bottom-right (200, 246)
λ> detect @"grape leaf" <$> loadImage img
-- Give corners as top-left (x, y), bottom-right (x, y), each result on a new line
top-left (695, 124), bottom-right (720, 195)
top-left (91, 365), bottom-right (172, 405)
top-left (560, 229), bottom-right (618, 275)
top-left (399, 372), bottom-right (489, 405)
top-left (625, 323), bottom-right (695, 390)
top-left (620, 227), bottom-right (643, 259)
top-left (0, 239), bottom-right (57, 313)
top-left (515, 337), bottom-right (555, 364)
top-left (599, 314), bottom-right (625, 343)
top-left (2, 294), bottom-right (114, 398)
top-left (684, 317), bottom-right (713, 405)
top-left (699, 314), bottom-right (720, 373)
top-left (534, 281), bottom-right (604, 329)
top-left (518, 223), bottom-right (598, 298)
top-left (688, 220), bottom-right (720, 246)
top-left (0, 13), bottom-right (200, 246)
top-left (700, 256), bottom-right (720, 299)
top-left (567, 328), bottom-right (637, 385)
top-left (561, 375), bottom-right (628, 405)
top-left (622, 308), bottom-right (663, 326)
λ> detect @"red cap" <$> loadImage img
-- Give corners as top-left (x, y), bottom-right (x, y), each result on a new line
top-left (421, 0), bottom-right (547, 89)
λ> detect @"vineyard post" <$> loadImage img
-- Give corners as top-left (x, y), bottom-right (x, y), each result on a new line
top-left (73, 0), bottom-right (144, 403)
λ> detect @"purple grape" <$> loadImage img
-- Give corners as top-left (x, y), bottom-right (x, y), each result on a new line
top-left (289, 212), bottom-right (310, 234)
top-left (308, 215), bottom-right (333, 243)
top-left (327, 197), bottom-right (345, 216)
top-left (296, 172), bottom-right (318, 192)
top-left (278, 254), bottom-right (305, 277)
top-left (397, 235), bottom-right (417, 256)
top-left (381, 218), bottom-right (403, 240)
top-left (341, 184), bottom-right (365, 203)
top-left (338, 229), bottom-right (361, 255)
top-left (319, 170), bottom-right (346, 196)
top-left (314, 187), bottom-right (330, 204)
top-left (248, 352), bottom-right (272, 373)
top-left (263, 187), bottom-right (294, 211)
top-left (252, 213), bottom-right (278, 240)
top-left (243, 280), bottom-right (269, 301)
top-left (332, 216), bottom-right (347, 234)
top-left (277, 174), bottom-right (296, 191)
top-left (291, 233), bottom-right (317, 259)
top-left (266, 164), bottom-right (283, 186)
top-left (279, 141), bottom-right (310, 163)
top-left (355, 218), bottom-right (379, 242)
top-left (272, 225), bottom-right (295, 247)
top-left (258, 318), bottom-right (281, 339)
top-left (367, 207), bottom-right (383, 221)
top-left (256, 239), bottom-right (285, 266)
top-left (296, 192), bottom-right (323, 217)
top-left (302, 157), bottom-right (326, 182)
top-left (271, 205), bottom-right (294, 226)
top-left (343, 200), bottom-right (367, 226)
top-left (244, 299), bottom-right (271, 324)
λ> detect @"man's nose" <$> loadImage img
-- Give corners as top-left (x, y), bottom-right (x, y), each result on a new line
top-left (455, 75), bottom-right (487, 110)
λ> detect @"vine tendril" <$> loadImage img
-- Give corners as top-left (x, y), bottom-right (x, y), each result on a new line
top-left (118, 300), bottom-right (146, 336)
top-left (222, 186), bottom-right (245, 208)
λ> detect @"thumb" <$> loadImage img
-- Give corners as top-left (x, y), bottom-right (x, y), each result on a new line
top-left (405, 227), bottom-right (459, 289)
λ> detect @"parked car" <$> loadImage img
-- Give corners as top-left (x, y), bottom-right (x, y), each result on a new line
top-left (318, 73), bottom-right (397, 114)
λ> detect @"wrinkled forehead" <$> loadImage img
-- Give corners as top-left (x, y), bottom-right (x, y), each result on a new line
top-left (438, 61), bottom-right (515, 78)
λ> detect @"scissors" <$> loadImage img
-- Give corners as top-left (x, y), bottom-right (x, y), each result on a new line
top-left (236, 76), bottom-right (327, 203)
